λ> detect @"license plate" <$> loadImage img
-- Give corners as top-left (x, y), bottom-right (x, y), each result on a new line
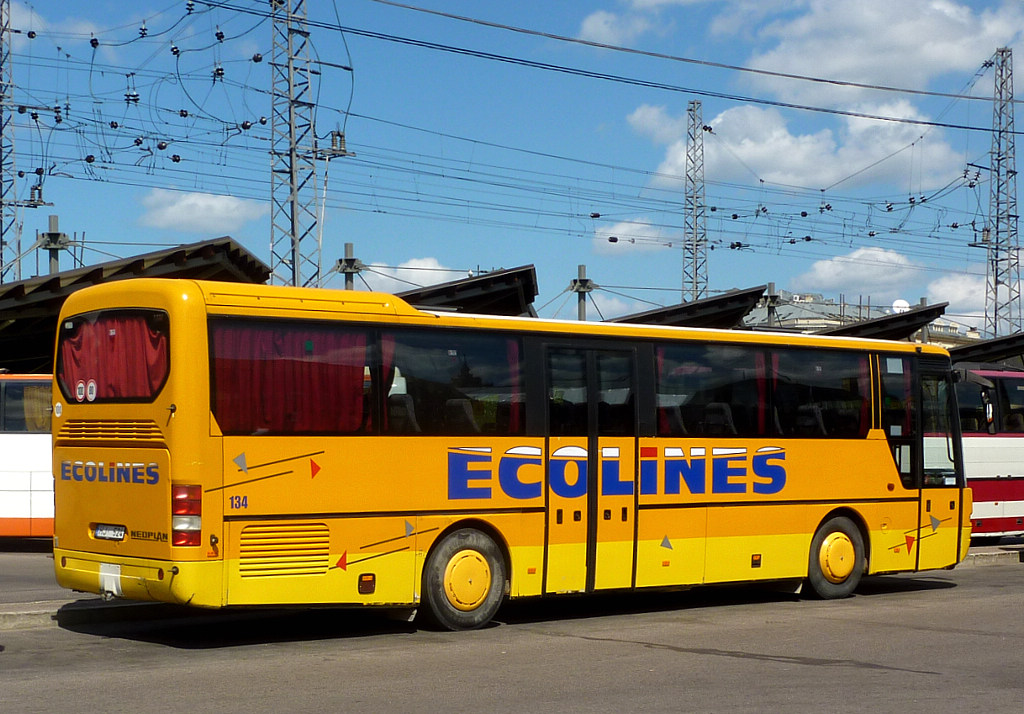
top-left (94, 523), bottom-right (127, 541)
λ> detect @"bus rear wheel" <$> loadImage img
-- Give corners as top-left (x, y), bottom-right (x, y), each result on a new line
top-left (420, 528), bottom-right (506, 631)
top-left (807, 516), bottom-right (864, 599)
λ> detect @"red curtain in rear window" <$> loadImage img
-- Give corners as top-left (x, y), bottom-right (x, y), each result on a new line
top-left (211, 321), bottom-right (368, 435)
top-left (58, 312), bottom-right (169, 401)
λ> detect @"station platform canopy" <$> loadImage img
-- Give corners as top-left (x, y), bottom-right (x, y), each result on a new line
top-left (0, 237), bottom-right (269, 374)
top-left (950, 332), bottom-right (1024, 367)
top-left (398, 265), bottom-right (538, 317)
top-left (608, 285), bottom-right (766, 329)
top-left (815, 301), bottom-right (948, 341)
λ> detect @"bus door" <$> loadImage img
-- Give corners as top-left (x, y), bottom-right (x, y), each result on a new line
top-left (545, 347), bottom-right (637, 594)
top-left (881, 356), bottom-right (965, 570)
top-left (918, 362), bottom-right (966, 568)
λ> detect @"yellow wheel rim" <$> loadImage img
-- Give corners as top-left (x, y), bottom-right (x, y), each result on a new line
top-left (818, 532), bottom-right (855, 584)
top-left (443, 549), bottom-right (491, 612)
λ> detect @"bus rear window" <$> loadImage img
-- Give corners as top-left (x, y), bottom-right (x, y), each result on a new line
top-left (57, 309), bottom-right (170, 403)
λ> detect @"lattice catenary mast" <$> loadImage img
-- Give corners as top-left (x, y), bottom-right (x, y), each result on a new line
top-left (269, 0), bottom-right (321, 287)
top-left (0, 0), bottom-right (18, 282)
top-left (683, 99), bottom-right (708, 301)
top-left (985, 47), bottom-right (1021, 336)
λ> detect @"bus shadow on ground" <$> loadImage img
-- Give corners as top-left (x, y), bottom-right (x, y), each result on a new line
top-left (498, 584), bottom-right (796, 627)
top-left (57, 603), bottom-right (418, 648)
top-left (55, 573), bottom-right (955, 649)
top-left (498, 574), bottom-right (956, 627)
top-left (853, 573), bottom-right (958, 597)
top-left (0, 538), bottom-right (52, 554)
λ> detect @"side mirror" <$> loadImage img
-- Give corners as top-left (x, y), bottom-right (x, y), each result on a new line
top-left (983, 393), bottom-right (996, 435)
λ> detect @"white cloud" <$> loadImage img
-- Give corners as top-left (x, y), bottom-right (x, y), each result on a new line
top-left (360, 257), bottom-right (461, 294)
top-left (578, 10), bottom-right (652, 45)
top-left (139, 190), bottom-right (268, 233)
top-left (577, 1), bottom-right (717, 46)
top-left (743, 0), bottom-right (1024, 104)
top-left (927, 272), bottom-right (986, 315)
top-left (791, 246), bottom-right (921, 300)
top-left (550, 290), bottom-right (640, 321)
top-left (623, 2), bottom-right (996, 191)
top-left (593, 216), bottom-right (678, 254)
top-left (708, 0), bottom-right (802, 36)
top-left (9, 2), bottom-right (47, 51)
top-left (627, 105), bottom-right (688, 145)
top-left (16, 3), bottom-right (123, 61)
top-left (587, 291), bottom-right (638, 320)
top-left (634, 103), bottom-right (962, 190)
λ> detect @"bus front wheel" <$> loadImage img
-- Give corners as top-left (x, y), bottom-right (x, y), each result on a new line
top-left (807, 516), bottom-right (864, 599)
top-left (420, 528), bottom-right (507, 631)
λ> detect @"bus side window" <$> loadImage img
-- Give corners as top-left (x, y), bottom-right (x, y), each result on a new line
top-left (210, 320), bottom-right (370, 436)
top-left (384, 330), bottom-right (524, 436)
top-left (1, 383), bottom-right (22, 431)
top-left (773, 349), bottom-right (869, 438)
top-left (1, 382), bottom-right (49, 433)
top-left (655, 343), bottom-right (764, 437)
top-left (954, 381), bottom-right (987, 434)
top-left (596, 351), bottom-right (634, 436)
top-left (548, 350), bottom-right (587, 436)
top-left (1003, 411), bottom-right (1024, 432)
top-left (996, 377), bottom-right (1024, 433)
top-left (880, 356), bottom-right (917, 489)
top-left (654, 344), bottom-right (702, 437)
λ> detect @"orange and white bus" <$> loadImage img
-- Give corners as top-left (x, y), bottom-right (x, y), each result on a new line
top-left (0, 373), bottom-right (53, 537)
top-left (52, 279), bottom-right (970, 629)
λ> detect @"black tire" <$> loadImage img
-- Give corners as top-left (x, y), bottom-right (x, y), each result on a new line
top-left (420, 528), bottom-right (507, 631)
top-left (806, 516), bottom-right (865, 599)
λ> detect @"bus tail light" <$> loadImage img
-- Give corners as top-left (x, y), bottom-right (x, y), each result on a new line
top-left (171, 484), bottom-right (202, 546)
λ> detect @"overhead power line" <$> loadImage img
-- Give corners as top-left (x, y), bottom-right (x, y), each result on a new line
top-left (197, 1), bottom-right (1012, 135)
top-left (369, 0), bottom-right (1008, 104)
top-left (0, 0), bottom-right (1004, 299)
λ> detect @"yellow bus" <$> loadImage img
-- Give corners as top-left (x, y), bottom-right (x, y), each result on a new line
top-left (52, 278), bottom-right (971, 630)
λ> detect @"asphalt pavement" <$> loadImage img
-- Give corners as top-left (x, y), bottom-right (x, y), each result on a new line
top-left (1, 536), bottom-right (1021, 631)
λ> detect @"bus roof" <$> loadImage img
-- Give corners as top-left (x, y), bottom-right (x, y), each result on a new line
top-left (967, 369), bottom-right (1024, 379)
top-left (60, 278), bottom-right (951, 358)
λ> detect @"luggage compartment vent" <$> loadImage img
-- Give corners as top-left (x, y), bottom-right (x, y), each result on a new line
top-left (238, 522), bottom-right (331, 578)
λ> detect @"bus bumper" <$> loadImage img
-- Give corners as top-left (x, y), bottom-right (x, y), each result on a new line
top-left (54, 548), bottom-right (223, 607)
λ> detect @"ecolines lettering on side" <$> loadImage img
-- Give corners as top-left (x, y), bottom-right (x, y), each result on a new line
top-left (59, 460), bottom-right (160, 485)
top-left (448, 445), bottom-right (786, 500)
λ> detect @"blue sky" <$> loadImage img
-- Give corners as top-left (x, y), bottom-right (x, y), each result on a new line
top-left (4, 0), bottom-right (1024, 329)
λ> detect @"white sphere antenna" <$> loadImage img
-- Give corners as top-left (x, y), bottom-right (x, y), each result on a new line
top-left (892, 299), bottom-right (911, 313)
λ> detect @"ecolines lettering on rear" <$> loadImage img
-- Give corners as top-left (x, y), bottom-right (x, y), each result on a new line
top-left (448, 444), bottom-right (786, 500)
top-left (59, 460), bottom-right (160, 485)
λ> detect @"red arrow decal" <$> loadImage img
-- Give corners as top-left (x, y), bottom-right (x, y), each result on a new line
top-left (905, 534), bottom-right (916, 553)
top-left (336, 552), bottom-right (347, 571)
top-left (310, 459), bottom-right (321, 478)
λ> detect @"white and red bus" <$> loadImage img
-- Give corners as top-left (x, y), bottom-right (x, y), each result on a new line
top-left (0, 373), bottom-right (52, 537)
top-left (955, 363), bottom-right (1024, 540)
